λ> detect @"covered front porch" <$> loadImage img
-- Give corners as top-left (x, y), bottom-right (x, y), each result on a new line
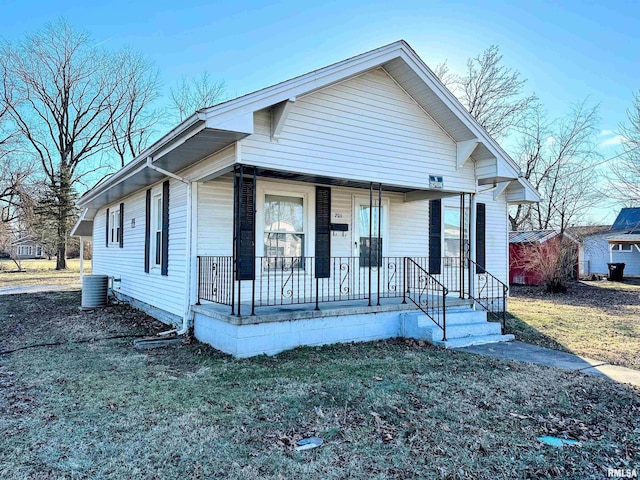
top-left (193, 165), bottom-right (509, 344)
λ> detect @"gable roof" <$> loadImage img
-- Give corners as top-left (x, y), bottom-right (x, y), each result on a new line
top-left (10, 236), bottom-right (41, 246)
top-left (611, 207), bottom-right (640, 231)
top-left (73, 40), bottom-right (540, 235)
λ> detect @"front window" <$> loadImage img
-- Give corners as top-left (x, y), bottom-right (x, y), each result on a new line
top-left (264, 194), bottom-right (304, 266)
top-left (612, 244), bottom-right (633, 252)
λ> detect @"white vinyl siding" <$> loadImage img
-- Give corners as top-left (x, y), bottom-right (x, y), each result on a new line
top-left (475, 190), bottom-right (509, 285)
top-left (612, 247), bottom-right (640, 276)
top-left (92, 178), bottom-right (188, 318)
top-left (241, 68), bottom-right (477, 192)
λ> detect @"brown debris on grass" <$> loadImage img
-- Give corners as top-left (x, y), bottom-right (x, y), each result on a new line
top-left (0, 291), bottom-right (638, 479)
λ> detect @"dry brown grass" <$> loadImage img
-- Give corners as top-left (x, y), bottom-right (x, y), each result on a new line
top-left (1, 291), bottom-right (638, 479)
top-left (507, 280), bottom-right (640, 370)
top-left (0, 258), bottom-right (91, 288)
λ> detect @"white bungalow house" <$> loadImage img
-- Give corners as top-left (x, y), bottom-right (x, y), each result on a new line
top-left (72, 41), bottom-right (540, 357)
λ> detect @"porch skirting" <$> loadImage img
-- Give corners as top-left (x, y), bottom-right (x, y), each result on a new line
top-left (193, 308), bottom-right (404, 358)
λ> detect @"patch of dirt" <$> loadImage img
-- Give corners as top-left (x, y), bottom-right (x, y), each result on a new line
top-left (0, 291), bottom-right (164, 352)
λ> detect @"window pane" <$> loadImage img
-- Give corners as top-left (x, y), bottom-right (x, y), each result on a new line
top-left (264, 233), bottom-right (304, 257)
top-left (155, 197), bottom-right (162, 230)
top-left (358, 205), bottom-right (383, 236)
top-left (360, 237), bottom-right (382, 267)
top-left (155, 231), bottom-right (162, 264)
top-left (264, 195), bottom-right (303, 232)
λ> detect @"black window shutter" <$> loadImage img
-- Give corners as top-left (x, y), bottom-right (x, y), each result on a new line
top-left (119, 202), bottom-right (124, 248)
top-left (428, 199), bottom-right (441, 274)
top-left (105, 208), bottom-right (110, 248)
top-left (144, 190), bottom-right (151, 273)
top-left (237, 176), bottom-right (256, 281)
top-left (476, 202), bottom-right (486, 274)
top-left (161, 181), bottom-right (170, 276)
top-left (315, 186), bottom-right (331, 278)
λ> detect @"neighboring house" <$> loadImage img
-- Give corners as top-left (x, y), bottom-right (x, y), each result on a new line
top-left (71, 41), bottom-right (540, 357)
top-left (10, 237), bottom-right (47, 260)
top-left (508, 230), bottom-right (578, 285)
top-left (583, 208), bottom-right (640, 276)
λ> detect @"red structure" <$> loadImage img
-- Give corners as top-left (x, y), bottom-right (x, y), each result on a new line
top-left (509, 230), bottom-right (579, 285)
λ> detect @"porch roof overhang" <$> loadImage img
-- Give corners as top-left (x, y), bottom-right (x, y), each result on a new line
top-left (504, 178), bottom-right (542, 204)
top-left (73, 113), bottom-right (251, 233)
top-left (607, 234), bottom-right (640, 244)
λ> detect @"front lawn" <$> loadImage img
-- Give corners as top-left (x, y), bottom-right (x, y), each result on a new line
top-left (1, 291), bottom-right (638, 479)
top-left (507, 280), bottom-right (640, 370)
top-left (0, 258), bottom-right (91, 288)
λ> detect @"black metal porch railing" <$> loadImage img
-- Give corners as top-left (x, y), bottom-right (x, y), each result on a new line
top-left (404, 257), bottom-right (448, 340)
top-left (465, 257), bottom-right (509, 333)
top-left (196, 255), bottom-right (507, 337)
top-left (196, 256), bottom-right (424, 310)
top-left (197, 256), bottom-right (234, 306)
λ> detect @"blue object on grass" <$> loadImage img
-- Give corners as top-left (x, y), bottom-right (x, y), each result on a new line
top-left (537, 436), bottom-right (579, 447)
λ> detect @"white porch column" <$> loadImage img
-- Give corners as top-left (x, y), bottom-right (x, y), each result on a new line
top-left (469, 194), bottom-right (476, 297)
top-left (79, 237), bottom-right (84, 278)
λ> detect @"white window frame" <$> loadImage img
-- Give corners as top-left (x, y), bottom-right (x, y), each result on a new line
top-left (151, 191), bottom-right (163, 269)
top-left (109, 207), bottom-right (121, 246)
top-left (256, 181), bottom-right (315, 259)
top-left (611, 243), bottom-right (633, 252)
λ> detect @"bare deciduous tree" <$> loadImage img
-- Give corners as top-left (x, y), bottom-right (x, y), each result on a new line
top-left (169, 72), bottom-right (226, 122)
top-left (108, 51), bottom-right (161, 168)
top-left (512, 234), bottom-right (578, 292)
top-left (611, 91), bottom-right (640, 202)
top-left (510, 100), bottom-right (601, 232)
top-left (1, 20), bottom-right (158, 269)
top-left (435, 46), bottom-right (537, 138)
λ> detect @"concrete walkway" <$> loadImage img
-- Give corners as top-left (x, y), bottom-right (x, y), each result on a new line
top-left (0, 284), bottom-right (79, 295)
top-left (457, 341), bottom-right (640, 388)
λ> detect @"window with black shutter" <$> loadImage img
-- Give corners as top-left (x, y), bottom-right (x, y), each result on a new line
top-left (236, 176), bottom-right (256, 280)
top-left (429, 199), bottom-right (442, 274)
top-left (475, 202), bottom-right (486, 274)
top-left (315, 186), bottom-right (331, 278)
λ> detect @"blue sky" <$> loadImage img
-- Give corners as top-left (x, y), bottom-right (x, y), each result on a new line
top-left (2, 0), bottom-right (638, 223)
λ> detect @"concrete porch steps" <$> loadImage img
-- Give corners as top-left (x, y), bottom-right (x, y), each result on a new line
top-left (401, 308), bottom-right (514, 349)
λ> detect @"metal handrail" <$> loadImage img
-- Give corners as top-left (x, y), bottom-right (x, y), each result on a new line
top-left (404, 257), bottom-right (448, 340)
top-left (465, 257), bottom-right (509, 333)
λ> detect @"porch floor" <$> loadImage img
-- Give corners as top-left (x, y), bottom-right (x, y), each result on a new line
top-left (192, 296), bottom-right (474, 326)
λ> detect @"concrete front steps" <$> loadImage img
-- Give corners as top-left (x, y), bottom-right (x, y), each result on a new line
top-left (401, 306), bottom-right (514, 349)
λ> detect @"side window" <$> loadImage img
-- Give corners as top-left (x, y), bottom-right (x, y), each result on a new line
top-left (109, 208), bottom-right (121, 245)
top-left (153, 194), bottom-right (162, 266)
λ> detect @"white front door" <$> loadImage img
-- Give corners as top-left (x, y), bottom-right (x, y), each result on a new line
top-left (353, 197), bottom-right (388, 294)
top-left (442, 204), bottom-right (469, 296)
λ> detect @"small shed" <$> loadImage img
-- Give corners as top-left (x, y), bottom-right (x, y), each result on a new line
top-left (509, 230), bottom-right (579, 285)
